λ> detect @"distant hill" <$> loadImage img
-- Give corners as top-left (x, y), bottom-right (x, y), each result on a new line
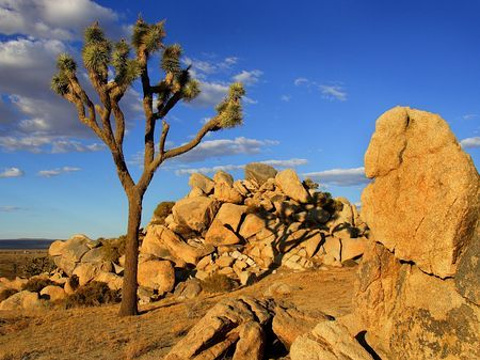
top-left (0, 238), bottom-right (58, 250)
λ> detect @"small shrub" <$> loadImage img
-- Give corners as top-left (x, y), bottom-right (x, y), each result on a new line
top-left (20, 256), bottom-right (57, 277)
top-left (201, 273), bottom-right (238, 294)
top-left (65, 281), bottom-right (120, 308)
top-left (152, 201), bottom-right (175, 224)
top-left (303, 177), bottom-right (319, 190)
top-left (22, 278), bottom-right (54, 293)
top-left (68, 274), bottom-right (80, 291)
top-left (98, 236), bottom-right (126, 262)
top-left (0, 288), bottom-right (18, 302)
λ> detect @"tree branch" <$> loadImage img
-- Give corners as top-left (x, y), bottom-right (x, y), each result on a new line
top-left (159, 120), bottom-right (170, 156)
top-left (154, 92), bottom-right (182, 120)
top-left (138, 49), bottom-right (156, 168)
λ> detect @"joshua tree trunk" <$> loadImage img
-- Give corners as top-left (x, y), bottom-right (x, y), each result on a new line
top-left (119, 189), bottom-right (143, 316)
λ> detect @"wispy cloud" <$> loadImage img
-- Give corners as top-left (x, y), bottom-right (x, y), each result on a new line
top-left (280, 95), bottom-right (291, 102)
top-left (463, 114), bottom-right (478, 120)
top-left (460, 137), bottom-right (480, 149)
top-left (175, 158), bottom-right (308, 175)
top-left (174, 137), bottom-right (280, 163)
top-left (191, 81), bottom-right (229, 107)
top-left (0, 167), bottom-right (24, 178)
top-left (319, 84), bottom-right (347, 101)
top-left (232, 70), bottom-right (263, 86)
top-left (294, 78), bottom-right (347, 101)
top-left (38, 166), bottom-right (81, 178)
top-left (294, 78), bottom-right (309, 86)
top-left (183, 56), bottom-right (238, 79)
top-left (303, 167), bottom-right (369, 187)
top-left (0, 136), bottom-right (106, 154)
top-left (0, 206), bottom-right (23, 212)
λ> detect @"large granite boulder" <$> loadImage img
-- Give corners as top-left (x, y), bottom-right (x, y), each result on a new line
top-left (354, 107), bottom-right (480, 359)
top-left (245, 163), bottom-right (277, 186)
top-left (137, 259), bottom-right (175, 294)
top-left (188, 173), bottom-right (215, 194)
top-left (141, 225), bottom-right (213, 265)
top-left (49, 234), bottom-right (94, 276)
top-left (275, 169), bottom-right (310, 204)
top-left (362, 107), bottom-right (480, 278)
top-left (172, 197), bottom-right (220, 233)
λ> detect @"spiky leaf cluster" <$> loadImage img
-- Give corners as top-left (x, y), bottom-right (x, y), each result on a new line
top-left (112, 40), bottom-right (140, 86)
top-left (162, 44), bottom-right (182, 75)
top-left (56, 53), bottom-right (77, 74)
top-left (51, 53), bottom-right (77, 96)
top-left (82, 23), bottom-right (111, 81)
top-left (132, 18), bottom-right (165, 54)
top-left (216, 82), bottom-right (245, 128)
top-left (182, 79), bottom-right (200, 102)
top-left (51, 72), bottom-right (70, 95)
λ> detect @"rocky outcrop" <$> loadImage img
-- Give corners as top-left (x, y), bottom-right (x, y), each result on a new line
top-left (164, 296), bottom-right (274, 360)
top-left (140, 166), bottom-right (368, 287)
top-left (362, 107), bottom-right (480, 278)
top-left (354, 107), bottom-right (480, 359)
top-left (290, 320), bottom-right (373, 360)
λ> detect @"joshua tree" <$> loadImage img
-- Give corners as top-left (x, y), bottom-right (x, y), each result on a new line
top-left (51, 19), bottom-right (245, 316)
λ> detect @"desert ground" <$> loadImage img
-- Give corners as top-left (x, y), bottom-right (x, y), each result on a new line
top-left (0, 264), bottom-right (355, 360)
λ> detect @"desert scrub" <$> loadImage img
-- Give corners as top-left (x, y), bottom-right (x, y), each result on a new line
top-left (201, 273), bottom-right (238, 294)
top-left (65, 281), bottom-right (120, 308)
top-left (151, 201), bottom-right (175, 224)
top-left (20, 256), bottom-right (57, 277)
top-left (98, 236), bottom-right (126, 262)
top-left (22, 278), bottom-right (54, 293)
top-left (0, 288), bottom-right (18, 302)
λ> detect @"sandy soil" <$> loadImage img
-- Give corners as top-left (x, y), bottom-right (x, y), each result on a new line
top-left (0, 266), bottom-right (356, 360)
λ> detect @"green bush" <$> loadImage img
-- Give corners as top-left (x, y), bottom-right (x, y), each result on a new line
top-left (152, 201), bottom-right (175, 224)
top-left (22, 278), bottom-right (54, 293)
top-left (0, 288), bottom-right (18, 302)
top-left (65, 281), bottom-right (121, 308)
top-left (201, 273), bottom-right (238, 294)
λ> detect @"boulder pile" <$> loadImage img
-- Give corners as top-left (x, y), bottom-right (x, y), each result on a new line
top-left (140, 163), bottom-right (368, 295)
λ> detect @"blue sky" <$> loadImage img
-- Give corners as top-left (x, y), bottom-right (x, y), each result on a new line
top-left (0, 0), bottom-right (479, 239)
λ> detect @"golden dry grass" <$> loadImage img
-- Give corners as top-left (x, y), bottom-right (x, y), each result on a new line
top-left (0, 266), bottom-right (356, 360)
top-left (0, 250), bottom-right (47, 279)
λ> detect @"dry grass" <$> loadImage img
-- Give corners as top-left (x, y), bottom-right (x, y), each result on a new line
top-left (0, 263), bottom-right (356, 360)
top-left (201, 273), bottom-right (239, 294)
top-left (0, 250), bottom-right (47, 279)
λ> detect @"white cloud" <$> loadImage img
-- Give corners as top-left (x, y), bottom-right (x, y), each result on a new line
top-left (294, 77), bottom-right (347, 101)
top-left (175, 137), bottom-right (280, 163)
top-left (191, 81), bottom-right (229, 107)
top-left (183, 56), bottom-right (238, 78)
top-left (0, 0), bottom-right (118, 40)
top-left (0, 135), bottom-right (105, 153)
top-left (319, 84), bottom-right (347, 101)
top-left (0, 167), bottom-right (24, 178)
top-left (175, 158), bottom-right (308, 175)
top-left (294, 78), bottom-right (309, 86)
top-left (460, 137), bottom-right (480, 149)
top-left (303, 167), bottom-right (369, 187)
top-left (0, 37), bottom-right (142, 153)
top-left (232, 70), bottom-right (263, 86)
top-left (463, 114), bottom-right (478, 120)
top-left (281, 95), bottom-right (291, 102)
top-left (37, 166), bottom-right (81, 177)
top-left (0, 205), bottom-right (22, 212)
